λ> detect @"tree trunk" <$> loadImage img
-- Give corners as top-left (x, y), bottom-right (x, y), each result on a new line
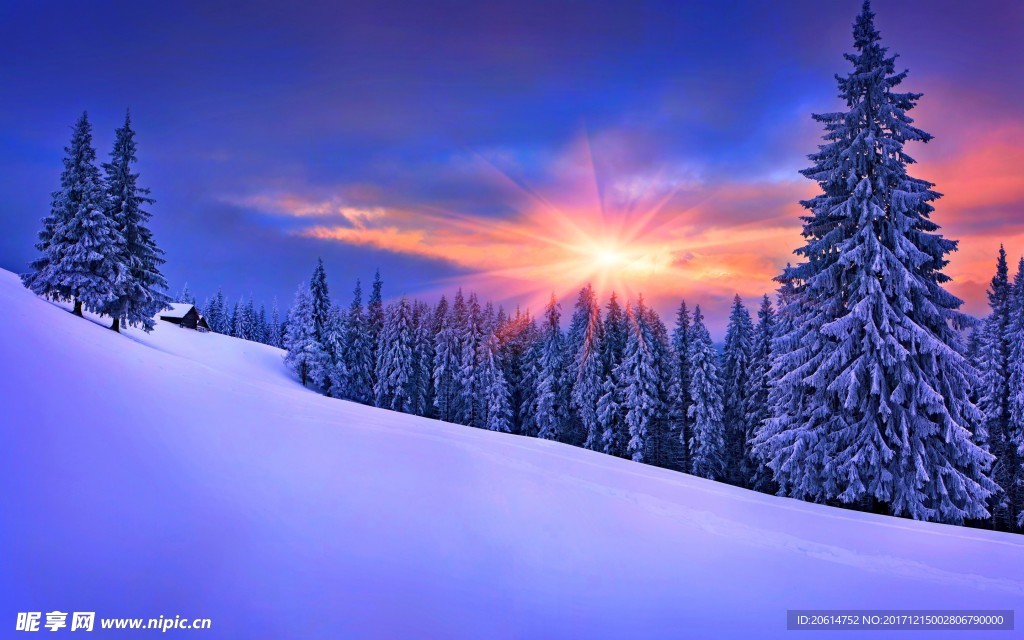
top-left (110, 318), bottom-right (120, 333)
top-left (72, 300), bottom-right (83, 317)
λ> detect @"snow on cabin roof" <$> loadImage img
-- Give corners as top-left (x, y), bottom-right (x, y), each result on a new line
top-left (159, 303), bottom-right (196, 319)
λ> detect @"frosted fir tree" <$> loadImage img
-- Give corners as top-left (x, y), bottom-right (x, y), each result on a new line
top-left (497, 307), bottom-right (537, 434)
top-left (268, 298), bottom-right (282, 348)
top-left (455, 293), bottom-right (484, 427)
top-left (517, 318), bottom-right (543, 437)
top-left (433, 290), bottom-right (466, 422)
top-left (23, 112), bottom-right (124, 317)
top-left (535, 294), bottom-right (567, 441)
top-left (374, 297), bottom-right (416, 412)
top-left (978, 247), bottom-right (1018, 528)
top-left (205, 288), bottom-right (227, 333)
top-left (479, 331), bottom-right (513, 433)
top-left (671, 300), bottom-right (693, 472)
top-left (323, 305), bottom-right (349, 399)
top-left (642, 301), bottom-right (677, 468)
top-left (308, 259), bottom-right (335, 391)
top-left (596, 370), bottom-right (625, 457)
top-left (758, 1), bottom-right (993, 523)
top-left (367, 270), bottom-right (385, 389)
top-left (746, 295), bottom-right (777, 492)
top-left (231, 296), bottom-right (250, 340)
top-left (721, 295), bottom-right (754, 486)
top-left (341, 279), bottom-right (375, 405)
top-left (619, 299), bottom-right (661, 464)
top-left (176, 283), bottom-right (195, 305)
top-left (568, 285), bottom-right (605, 450)
top-left (977, 246), bottom-right (1010, 457)
top-left (309, 259), bottom-right (331, 338)
top-left (284, 284), bottom-right (326, 387)
top-left (999, 256), bottom-right (1024, 529)
top-left (688, 306), bottom-right (726, 480)
top-left (227, 300), bottom-right (240, 337)
top-left (407, 300), bottom-right (435, 417)
top-left (99, 110), bottom-right (167, 331)
top-left (598, 293), bottom-right (629, 457)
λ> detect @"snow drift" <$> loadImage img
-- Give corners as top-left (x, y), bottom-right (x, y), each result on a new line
top-left (1, 268), bottom-right (1022, 638)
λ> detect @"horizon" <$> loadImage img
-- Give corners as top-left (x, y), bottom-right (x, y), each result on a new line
top-left (1, 0), bottom-right (1022, 336)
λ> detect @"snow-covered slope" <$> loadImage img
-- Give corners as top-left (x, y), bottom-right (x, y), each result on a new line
top-left (1, 268), bottom-right (1022, 639)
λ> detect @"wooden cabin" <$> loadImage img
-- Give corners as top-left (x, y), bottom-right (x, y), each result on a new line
top-left (159, 303), bottom-right (210, 330)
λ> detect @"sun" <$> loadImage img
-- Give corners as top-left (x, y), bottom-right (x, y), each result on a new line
top-left (593, 243), bottom-right (627, 268)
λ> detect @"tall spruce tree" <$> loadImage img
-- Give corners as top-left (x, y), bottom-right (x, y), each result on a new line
top-left (367, 269), bottom-right (385, 390)
top-left (284, 284), bottom-right (325, 387)
top-left (671, 300), bottom-right (694, 472)
top-left (433, 290), bottom-right (466, 422)
top-left (746, 295), bottom-right (777, 492)
top-left (619, 299), bottom-right (661, 464)
top-left (535, 294), bottom-right (566, 441)
top-left (688, 305), bottom-right (726, 480)
top-left (757, 1), bottom-right (993, 523)
top-left (568, 285), bottom-right (605, 450)
top-left (721, 295), bottom-right (755, 486)
top-left (24, 112), bottom-right (124, 317)
top-left (999, 256), bottom-right (1024, 529)
top-left (268, 298), bottom-right (282, 348)
top-left (102, 114), bottom-right (167, 331)
top-left (598, 293), bottom-right (629, 457)
top-left (455, 293), bottom-right (484, 427)
top-left (342, 279), bottom-right (374, 404)
top-left (374, 297), bottom-right (416, 412)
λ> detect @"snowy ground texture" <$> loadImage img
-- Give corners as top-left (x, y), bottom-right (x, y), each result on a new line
top-left (1, 268), bottom-right (1023, 639)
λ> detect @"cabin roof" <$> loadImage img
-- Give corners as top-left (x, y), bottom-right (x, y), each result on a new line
top-left (160, 303), bottom-right (197, 319)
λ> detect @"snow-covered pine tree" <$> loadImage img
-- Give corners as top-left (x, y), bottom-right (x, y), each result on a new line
top-left (433, 290), bottom-right (466, 422)
top-left (1000, 256), bottom-right (1024, 530)
top-left (598, 292), bottom-right (629, 457)
top-left (235, 296), bottom-right (248, 339)
top-left (978, 247), bottom-right (1010, 456)
top-left (284, 284), bottom-right (325, 387)
top-left (341, 279), bottom-right (374, 405)
top-left (646, 302), bottom-right (678, 469)
top-left (308, 259), bottom-right (335, 391)
top-left (535, 293), bottom-right (567, 441)
top-left (227, 300), bottom-right (240, 337)
top-left (517, 317), bottom-right (543, 438)
top-left (409, 299), bottom-right (435, 417)
top-left (978, 247), bottom-right (1016, 528)
top-left (617, 298), bottom-right (662, 464)
top-left (478, 328), bottom-right (512, 433)
top-left (757, 1), bottom-right (994, 523)
top-left (496, 307), bottom-right (536, 434)
top-left (568, 285), bottom-right (605, 450)
top-left (721, 295), bottom-right (754, 487)
top-left (746, 294), bottom-right (777, 493)
top-left (205, 288), bottom-right (227, 334)
top-left (374, 297), bottom-right (416, 412)
top-left (23, 112), bottom-right (124, 317)
top-left (324, 304), bottom-right (348, 399)
top-left (100, 109), bottom-right (167, 329)
top-left (455, 293), bottom-right (486, 427)
top-left (688, 305), bottom-right (726, 480)
top-left (268, 297), bottom-right (282, 348)
top-left (176, 284), bottom-right (195, 305)
top-left (256, 304), bottom-right (268, 344)
top-left (367, 269), bottom-right (385, 390)
top-left (671, 300), bottom-right (693, 472)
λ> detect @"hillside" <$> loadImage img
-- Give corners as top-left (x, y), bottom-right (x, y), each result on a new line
top-left (1, 267), bottom-right (1022, 638)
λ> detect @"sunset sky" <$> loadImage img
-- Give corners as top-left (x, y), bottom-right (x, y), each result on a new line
top-left (1, 0), bottom-right (1022, 335)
